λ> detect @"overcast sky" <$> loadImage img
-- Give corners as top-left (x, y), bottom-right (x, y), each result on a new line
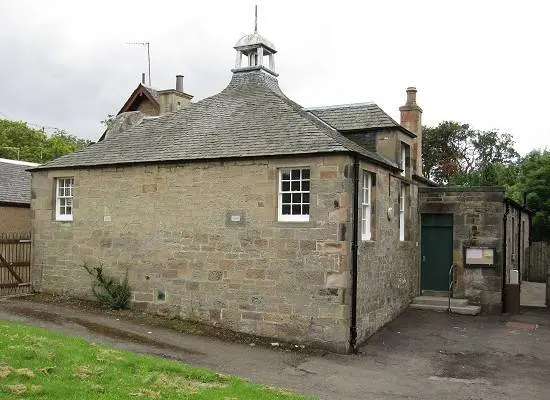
top-left (1, 0), bottom-right (548, 155)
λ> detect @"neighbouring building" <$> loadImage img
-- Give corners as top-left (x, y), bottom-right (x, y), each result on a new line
top-left (0, 158), bottom-right (39, 233)
top-left (119, 74), bottom-right (193, 116)
top-left (98, 74), bottom-right (194, 141)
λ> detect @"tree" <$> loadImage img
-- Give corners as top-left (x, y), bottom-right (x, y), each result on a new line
top-left (422, 121), bottom-right (519, 185)
top-left (100, 114), bottom-right (116, 129)
top-left (508, 150), bottom-right (550, 241)
top-left (0, 119), bottom-right (93, 163)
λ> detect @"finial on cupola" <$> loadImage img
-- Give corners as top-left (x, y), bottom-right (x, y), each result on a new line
top-left (232, 5), bottom-right (278, 76)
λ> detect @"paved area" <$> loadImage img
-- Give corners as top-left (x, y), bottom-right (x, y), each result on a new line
top-left (1, 298), bottom-right (550, 399)
top-left (521, 280), bottom-right (547, 307)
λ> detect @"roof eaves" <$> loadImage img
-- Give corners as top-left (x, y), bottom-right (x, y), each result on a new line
top-left (117, 84), bottom-right (160, 115)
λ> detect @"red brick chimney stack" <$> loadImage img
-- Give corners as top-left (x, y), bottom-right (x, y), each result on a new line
top-left (399, 87), bottom-right (423, 176)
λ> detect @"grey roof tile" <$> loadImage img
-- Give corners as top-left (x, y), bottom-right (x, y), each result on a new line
top-left (0, 159), bottom-right (36, 204)
top-left (308, 103), bottom-right (402, 131)
top-left (35, 70), bottom-right (397, 171)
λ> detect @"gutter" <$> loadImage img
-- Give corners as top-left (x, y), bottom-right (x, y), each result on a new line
top-left (349, 154), bottom-right (359, 353)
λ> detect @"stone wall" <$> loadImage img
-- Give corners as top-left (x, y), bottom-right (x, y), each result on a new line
top-left (136, 99), bottom-right (160, 116)
top-left (0, 205), bottom-right (31, 233)
top-left (419, 188), bottom-right (505, 313)
top-left (356, 162), bottom-right (420, 344)
top-left (31, 154), bottom-right (354, 352)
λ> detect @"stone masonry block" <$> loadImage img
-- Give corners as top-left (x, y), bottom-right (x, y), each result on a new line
top-left (142, 184), bottom-right (157, 193)
top-left (208, 270), bottom-right (223, 281)
top-left (245, 269), bottom-right (265, 280)
top-left (320, 171), bottom-right (337, 180)
top-left (241, 311), bottom-right (263, 321)
top-left (326, 271), bottom-right (350, 288)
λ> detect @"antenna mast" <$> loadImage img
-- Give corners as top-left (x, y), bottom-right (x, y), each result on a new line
top-left (254, 5), bottom-right (258, 33)
top-left (127, 41), bottom-right (151, 86)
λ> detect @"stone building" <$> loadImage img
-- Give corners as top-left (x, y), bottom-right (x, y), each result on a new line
top-left (118, 74), bottom-right (193, 117)
top-left (30, 26), bottom-right (427, 352)
top-left (0, 158), bottom-right (38, 233)
top-left (415, 187), bottom-right (531, 314)
top-left (97, 74), bottom-right (194, 141)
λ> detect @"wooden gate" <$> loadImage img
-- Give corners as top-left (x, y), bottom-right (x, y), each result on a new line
top-left (0, 232), bottom-right (31, 296)
top-left (525, 242), bottom-right (549, 283)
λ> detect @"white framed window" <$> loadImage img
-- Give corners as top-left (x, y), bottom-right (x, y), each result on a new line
top-left (278, 168), bottom-right (310, 222)
top-left (399, 183), bottom-right (406, 241)
top-left (56, 177), bottom-right (74, 221)
top-left (361, 171), bottom-right (372, 241)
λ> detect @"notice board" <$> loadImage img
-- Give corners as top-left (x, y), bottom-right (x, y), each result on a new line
top-left (465, 247), bottom-right (495, 268)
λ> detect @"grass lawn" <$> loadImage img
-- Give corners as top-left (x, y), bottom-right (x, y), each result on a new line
top-left (0, 321), bottom-right (313, 399)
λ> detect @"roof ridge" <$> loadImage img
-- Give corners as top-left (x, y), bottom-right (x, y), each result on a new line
top-left (0, 158), bottom-right (39, 166)
top-left (306, 102), bottom-right (376, 110)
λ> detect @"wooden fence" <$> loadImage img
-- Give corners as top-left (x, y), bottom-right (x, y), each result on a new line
top-left (0, 232), bottom-right (31, 296)
top-left (525, 242), bottom-right (549, 283)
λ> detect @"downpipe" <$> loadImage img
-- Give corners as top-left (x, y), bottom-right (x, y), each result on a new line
top-left (349, 154), bottom-right (359, 354)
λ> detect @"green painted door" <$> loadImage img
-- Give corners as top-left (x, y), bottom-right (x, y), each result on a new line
top-left (421, 214), bottom-right (453, 292)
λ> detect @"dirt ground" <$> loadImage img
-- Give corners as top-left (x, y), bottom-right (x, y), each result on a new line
top-left (1, 296), bottom-right (549, 399)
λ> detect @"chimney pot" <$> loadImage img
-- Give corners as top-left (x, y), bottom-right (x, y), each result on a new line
top-left (406, 87), bottom-right (417, 106)
top-left (176, 75), bottom-right (184, 92)
top-left (141, 73), bottom-right (146, 85)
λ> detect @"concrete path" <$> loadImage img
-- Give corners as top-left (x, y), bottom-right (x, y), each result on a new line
top-left (1, 298), bottom-right (550, 399)
top-left (521, 280), bottom-right (547, 307)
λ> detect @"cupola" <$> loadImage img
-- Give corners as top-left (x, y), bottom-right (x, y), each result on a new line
top-left (232, 6), bottom-right (278, 76)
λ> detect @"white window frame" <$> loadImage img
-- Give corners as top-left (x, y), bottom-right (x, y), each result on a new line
top-left (55, 177), bottom-right (74, 221)
top-left (400, 143), bottom-right (407, 177)
top-left (278, 168), bottom-right (310, 222)
top-left (361, 171), bottom-right (372, 241)
top-left (399, 183), bottom-right (406, 241)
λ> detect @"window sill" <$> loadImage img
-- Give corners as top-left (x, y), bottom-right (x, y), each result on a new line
top-left (54, 218), bottom-right (74, 223)
top-left (274, 219), bottom-right (315, 228)
top-left (278, 216), bottom-right (310, 223)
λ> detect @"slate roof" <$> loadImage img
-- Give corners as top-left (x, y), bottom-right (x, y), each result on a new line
top-left (35, 70), bottom-right (397, 171)
top-left (0, 159), bottom-right (38, 205)
top-left (308, 103), bottom-right (415, 137)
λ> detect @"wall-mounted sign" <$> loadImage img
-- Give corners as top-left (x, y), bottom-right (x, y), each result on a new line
top-left (465, 247), bottom-right (495, 268)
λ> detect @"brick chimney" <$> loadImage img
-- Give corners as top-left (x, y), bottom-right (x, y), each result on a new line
top-left (399, 87), bottom-right (423, 175)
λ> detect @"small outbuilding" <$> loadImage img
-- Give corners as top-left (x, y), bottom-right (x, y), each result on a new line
top-left (0, 158), bottom-right (38, 233)
top-left (417, 187), bottom-right (531, 314)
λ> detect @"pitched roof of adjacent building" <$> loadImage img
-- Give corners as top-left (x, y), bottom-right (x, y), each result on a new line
top-left (308, 103), bottom-right (416, 137)
top-left (0, 158), bottom-right (39, 205)
top-left (34, 70), bottom-right (398, 171)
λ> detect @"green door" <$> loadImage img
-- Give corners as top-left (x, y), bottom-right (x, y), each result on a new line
top-left (421, 214), bottom-right (453, 292)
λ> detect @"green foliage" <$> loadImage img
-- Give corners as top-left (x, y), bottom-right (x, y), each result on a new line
top-left (0, 119), bottom-right (93, 163)
top-left (423, 121), bottom-right (519, 185)
top-left (100, 114), bottom-right (115, 129)
top-left (0, 321), bottom-right (310, 399)
top-left (508, 150), bottom-right (550, 241)
top-left (83, 264), bottom-right (131, 310)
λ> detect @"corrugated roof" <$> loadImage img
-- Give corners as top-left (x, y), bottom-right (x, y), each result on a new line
top-left (35, 70), bottom-right (397, 170)
top-left (0, 159), bottom-right (38, 204)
